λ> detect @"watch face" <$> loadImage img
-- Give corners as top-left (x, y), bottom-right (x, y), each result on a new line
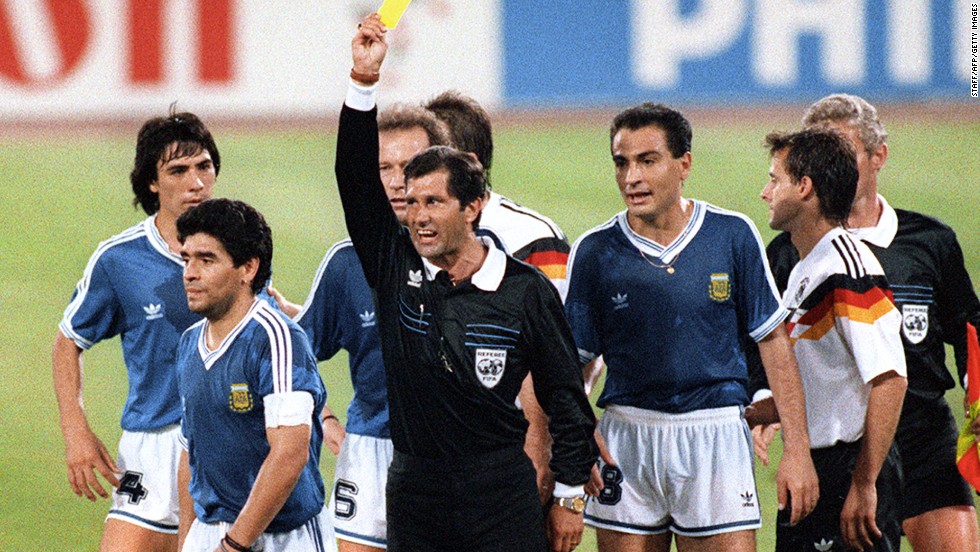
top-left (557, 496), bottom-right (585, 513)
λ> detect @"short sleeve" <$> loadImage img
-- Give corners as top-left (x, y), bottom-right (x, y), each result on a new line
top-left (295, 243), bottom-right (350, 361)
top-left (59, 255), bottom-right (122, 349)
top-left (564, 238), bottom-right (600, 364)
top-left (732, 217), bottom-right (787, 342)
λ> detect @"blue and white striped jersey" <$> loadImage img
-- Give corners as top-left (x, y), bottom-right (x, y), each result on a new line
top-left (60, 216), bottom-right (193, 431)
top-left (565, 200), bottom-right (787, 413)
top-left (295, 240), bottom-right (389, 438)
top-left (177, 299), bottom-right (326, 533)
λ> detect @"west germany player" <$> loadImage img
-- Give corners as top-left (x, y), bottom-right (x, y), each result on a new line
top-left (749, 94), bottom-right (980, 552)
top-left (761, 128), bottom-right (907, 551)
top-left (53, 109), bottom-right (220, 552)
top-left (175, 198), bottom-right (333, 552)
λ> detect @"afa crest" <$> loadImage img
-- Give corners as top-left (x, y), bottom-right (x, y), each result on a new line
top-left (708, 273), bottom-right (731, 302)
top-left (229, 383), bottom-right (253, 413)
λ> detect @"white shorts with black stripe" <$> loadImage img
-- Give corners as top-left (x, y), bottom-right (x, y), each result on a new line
top-left (106, 425), bottom-right (181, 533)
top-left (181, 506), bottom-right (336, 552)
top-left (584, 405), bottom-right (760, 537)
top-left (328, 433), bottom-right (393, 548)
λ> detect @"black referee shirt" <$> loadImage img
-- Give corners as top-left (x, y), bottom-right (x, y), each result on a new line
top-left (335, 103), bottom-right (598, 487)
top-left (750, 204), bottom-right (980, 399)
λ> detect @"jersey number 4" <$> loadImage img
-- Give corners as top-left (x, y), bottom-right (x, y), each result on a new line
top-left (117, 471), bottom-right (148, 505)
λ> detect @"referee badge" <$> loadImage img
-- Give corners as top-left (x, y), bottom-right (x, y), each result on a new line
top-left (901, 304), bottom-right (928, 344)
top-left (475, 348), bottom-right (506, 388)
top-left (229, 383), bottom-right (254, 413)
top-left (708, 273), bottom-right (731, 302)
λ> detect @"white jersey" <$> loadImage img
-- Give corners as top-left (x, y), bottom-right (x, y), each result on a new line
top-left (784, 227), bottom-right (906, 448)
top-left (478, 191), bottom-right (570, 299)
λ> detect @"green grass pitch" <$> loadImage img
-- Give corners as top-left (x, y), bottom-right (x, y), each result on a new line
top-left (1, 112), bottom-right (977, 550)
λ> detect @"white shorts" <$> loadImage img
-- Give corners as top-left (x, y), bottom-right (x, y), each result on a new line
top-left (106, 425), bottom-right (181, 533)
top-left (327, 433), bottom-right (393, 548)
top-left (584, 405), bottom-right (760, 537)
top-left (182, 506), bottom-right (336, 552)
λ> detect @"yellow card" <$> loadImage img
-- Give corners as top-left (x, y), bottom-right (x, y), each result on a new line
top-left (378, 0), bottom-right (412, 28)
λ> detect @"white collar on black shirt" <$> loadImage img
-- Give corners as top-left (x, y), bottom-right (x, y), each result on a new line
top-left (421, 236), bottom-right (506, 292)
top-left (848, 194), bottom-right (898, 248)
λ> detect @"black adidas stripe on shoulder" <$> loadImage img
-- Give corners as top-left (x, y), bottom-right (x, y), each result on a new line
top-left (831, 234), bottom-right (866, 279)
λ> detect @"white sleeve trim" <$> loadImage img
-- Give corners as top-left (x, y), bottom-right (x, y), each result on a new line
top-left (751, 389), bottom-right (773, 404)
top-left (264, 391), bottom-right (314, 428)
top-left (553, 482), bottom-right (585, 498)
top-left (750, 307), bottom-right (791, 343)
top-left (346, 80), bottom-right (377, 111)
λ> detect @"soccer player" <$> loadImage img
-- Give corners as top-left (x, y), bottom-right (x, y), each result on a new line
top-left (760, 128), bottom-right (907, 551)
top-left (334, 15), bottom-right (598, 551)
top-left (280, 104), bottom-right (451, 552)
top-left (53, 109), bottom-right (219, 551)
top-left (175, 198), bottom-right (332, 552)
top-left (749, 94), bottom-right (980, 552)
top-left (564, 103), bottom-right (819, 552)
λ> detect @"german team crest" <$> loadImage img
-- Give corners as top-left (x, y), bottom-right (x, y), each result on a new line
top-left (902, 305), bottom-right (929, 344)
top-left (229, 383), bottom-right (253, 413)
top-left (709, 273), bottom-right (731, 302)
top-left (475, 348), bottom-right (507, 388)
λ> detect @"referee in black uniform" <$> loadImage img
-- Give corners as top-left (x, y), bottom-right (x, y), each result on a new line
top-left (748, 94), bottom-right (980, 551)
top-left (334, 15), bottom-right (599, 552)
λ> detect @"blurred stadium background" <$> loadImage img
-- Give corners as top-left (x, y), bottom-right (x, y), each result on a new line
top-left (1, 1), bottom-right (977, 550)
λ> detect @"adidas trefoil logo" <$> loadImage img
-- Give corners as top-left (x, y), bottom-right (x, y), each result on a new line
top-left (813, 538), bottom-right (834, 551)
top-left (740, 491), bottom-right (754, 507)
top-left (407, 269), bottom-right (422, 288)
top-left (611, 292), bottom-right (629, 310)
top-left (359, 310), bottom-right (376, 328)
top-left (143, 303), bottom-right (163, 321)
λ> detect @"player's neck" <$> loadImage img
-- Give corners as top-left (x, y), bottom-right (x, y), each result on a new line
top-left (846, 187), bottom-right (882, 229)
top-left (790, 217), bottom-right (836, 260)
top-left (430, 237), bottom-right (488, 285)
top-left (628, 198), bottom-right (692, 247)
top-left (205, 294), bottom-right (257, 350)
top-left (153, 211), bottom-right (183, 255)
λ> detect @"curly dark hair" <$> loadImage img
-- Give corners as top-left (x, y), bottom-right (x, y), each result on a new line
top-left (176, 198), bottom-right (272, 295)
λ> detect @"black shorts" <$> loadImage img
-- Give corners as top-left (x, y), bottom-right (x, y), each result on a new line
top-left (775, 440), bottom-right (902, 552)
top-left (386, 444), bottom-right (546, 552)
top-left (894, 393), bottom-right (975, 519)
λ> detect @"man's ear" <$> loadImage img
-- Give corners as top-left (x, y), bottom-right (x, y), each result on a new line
top-left (239, 257), bottom-right (260, 288)
top-left (464, 195), bottom-right (484, 227)
top-left (869, 142), bottom-right (888, 174)
top-left (798, 175), bottom-right (815, 200)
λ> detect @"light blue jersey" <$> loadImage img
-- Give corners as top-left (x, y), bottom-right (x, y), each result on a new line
top-left (295, 240), bottom-right (389, 438)
top-left (60, 216), bottom-right (193, 431)
top-left (177, 300), bottom-right (326, 533)
top-left (565, 201), bottom-right (786, 413)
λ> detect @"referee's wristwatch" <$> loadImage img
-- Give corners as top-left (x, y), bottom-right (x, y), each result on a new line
top-left (552, 495), bottom-right (586, 513)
